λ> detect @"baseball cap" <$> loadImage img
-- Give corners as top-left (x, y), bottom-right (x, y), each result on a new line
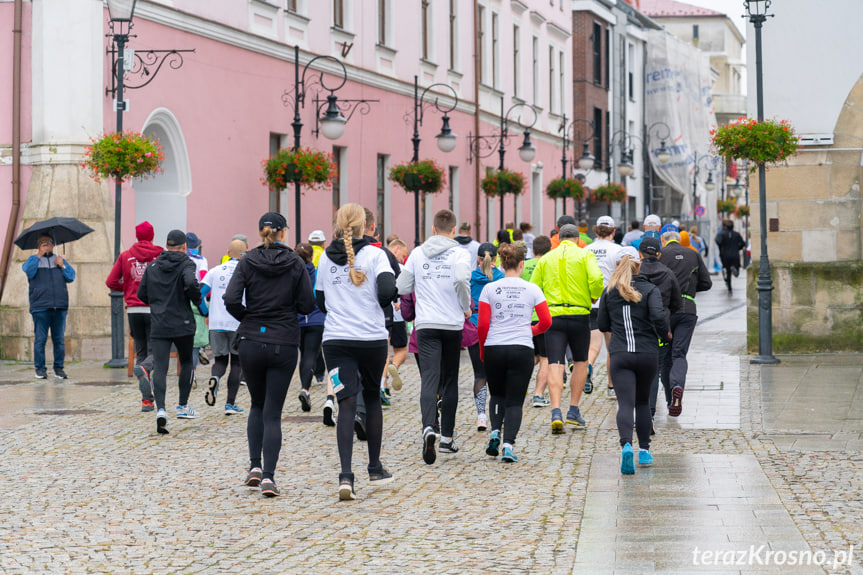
top-left (643, 214), bottom-right (661, 227)
top-left (166, 229), bottom-right (187, 247)
top-left (612, 246), bottom-right (641, 266)
top-left (596, 215), bottom-right (615, 227)
top-left (259, 212), bottom-right (287, 232)
top-left (477, 242), bottom-right (497, 259)
top-left (185, 232), bottom-right (201, 249)
top-left (661, 224), bottom-right (679, 235)
top-left (639, 236), bottom-right (661, 257)
top-left (308, 230), bottom-right (326, 242)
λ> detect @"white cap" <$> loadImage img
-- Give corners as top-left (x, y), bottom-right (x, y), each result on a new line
top-left (643, 214), bottom-right (661, 227)
top-left (308, 230), bottom-right (326, 242)
top-left (596, 215), bottom-right (615, 227)
top-left (612, 246), bottom-right (641, 266)
top-left (672, 220), bottom-right (680, 228)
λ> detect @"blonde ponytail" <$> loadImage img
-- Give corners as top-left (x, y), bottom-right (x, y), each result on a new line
top-left (336, 203), bottom-right (367, 286)
top-left (607, 256), bottom-right (642, 303)
top-left (259, 225), bottom-right (279, 248)
top-left (480, 252), bottom-right (494, 280)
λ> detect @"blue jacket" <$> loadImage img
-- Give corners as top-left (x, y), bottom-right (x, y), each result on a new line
top-left (298, 262), bottom-right (326, 327)
top-left (24, 254), bottom-right (75, 313)
top-left (469, 266), bottom-right (504, 325)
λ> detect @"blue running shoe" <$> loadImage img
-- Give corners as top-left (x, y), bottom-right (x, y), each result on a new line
top-left (565, 406), bottom-right (586, 428)
top-left (638, 449), bottom-right (653, 466)
top-left (486, 430), bottom-right (501, 457)
top-left (501, 445), bottom-right (518, 463)
top-left (551, 409), bottom-right (565, 434)
top-left (176, 404), bottom-right (199, 419)
top-left (225, 403), bottom-right (244, 415)
top-left (380, 388), bottom-right (391, 407)
top-left (621, 443), bottom-right (635, 475)
top-left (584, 363), bottom-right (593, 394)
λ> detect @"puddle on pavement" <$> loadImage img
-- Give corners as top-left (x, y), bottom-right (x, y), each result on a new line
top-left (33, 409), bottom-right (103, 416)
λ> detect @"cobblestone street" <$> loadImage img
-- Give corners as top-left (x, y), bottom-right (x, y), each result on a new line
top-left (1, 271), bottom-right (862, 574)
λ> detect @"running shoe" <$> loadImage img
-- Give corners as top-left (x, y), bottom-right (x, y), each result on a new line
top-left (156, 409), bottom-right (168, 435)
top-left (323, 399), bottom-right (336, 427)
top-left (607, 387), bottom-right (616, 399)
top-left (584, 363), bottom-right (593, 394)
top-left (260, 478), bottom-right (280, 498)
top-left (368, 464), bottom-right (394, 486)
top-left (532, 395), bottom-right (550, 407)
top-left (141, 399), bottom-right (155, 412)
top-left (54, 368), bottom-right (68, 380)
top-left (388, 364), bottom-right (403, 391)
top-left (224, 403), bottom-right (244, 415)
top-left (501, 445), bottom-right (518, 463)
top-left (134, 365), bottom-right (151, 398)
top-left (477, 413), bottom-right (488, 431)
top-left (298, 389), bottom-right (311, 412)
top-left (621, 443), bottom-right (635, 475)
top-left (354, 415), bottom-right (367, 441)
top-left (176, 404), bottom-right (199, 419)
top-left (668, 386), bottom-right (684, 417)
top-left (339, 472), bottom-right (356, 500)
top-left (198, 348), bottom-right (210, 365)
top-left (244, 467), bottom-right (262, 487)
top-left (638, 449), bottom-right (654, 466)
top-left (35, 369), bottom-right (47, 379)
top-left (486, 430), bottom-right (501, 457)
top-left (551, 409), bottom-right (565, 435)
top-left (191, 371), bottom-right (198, 390)
top-left (380, 388), bottom-right (391, 407)
top-left (205, 376), bottom-right (220, 407)
top-left (422, 426), bottom-right (437, 465)
top-left (732, 266), bottom-right (739, 278)
top-left (565, 406), bottom-right (586, 428)
top-left (438, 438), bottom-right (459, 453)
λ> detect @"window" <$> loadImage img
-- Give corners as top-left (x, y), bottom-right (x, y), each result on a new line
top-left (269, 133), bottom-right (283, 212)
top-left (693, 24), bottom-right (699, 42)
top-left (491, 13), bottom-right (499, 88)
top-left (628, 43), bottom-right (635, 101)
top-left (513, 25), bottom-right (520, 97)
top-left (532, 36), bottom-right (539, 105)
top-left (287, 0), bottom-right (298, 12)
top-left (605, 29), bottom-right (610, 90)
top-left (593, 107), bottom-right (603, 170)
top-left (548, 46), bottom-right (554, 112)
top-left (449, 0), bottom-right (457, 69)
top-left (448, 166), bottom-right (459, 214)
top-left (333, 146), bottom-right (344, 217)
top-left (378, 0), bottom-right (386, 45)
top-left (478, 6), bottom-right (485, 82)
top-left (592, 23), bottom-right (602, 85)
top-left (334, 0), bottom-right (344, 29)
top-left (422, 0), bottom-right (430, 60)
top-left (559, 50), bottom-right (565, 115)
top-left (376, 154), bottom-right (387, 236)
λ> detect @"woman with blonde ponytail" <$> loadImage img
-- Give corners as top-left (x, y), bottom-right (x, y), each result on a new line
top-left (597, 246), bottom-right (668, 476)
top-left (315, 203), bottom-right (398, 500)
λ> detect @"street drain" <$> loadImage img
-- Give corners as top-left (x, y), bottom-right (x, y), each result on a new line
top-left (34, 409), bottom-right (103, 416)
top-left (283, 415), bottom-right (320, 423)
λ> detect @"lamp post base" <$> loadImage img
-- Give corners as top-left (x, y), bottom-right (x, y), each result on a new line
top-left (750, 355), bottom-right (780, 365)
top-left (104, 291), bottom-right (126, 368)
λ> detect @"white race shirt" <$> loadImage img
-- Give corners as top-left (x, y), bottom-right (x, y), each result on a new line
top-left (316, 244), bottom-right (392, 342)
top-left (202, 259), bottom-right (240, 332)
top-left (587, 239), bottom-right (622, 309)
top-left (479, 276), bottom-right (546, 348)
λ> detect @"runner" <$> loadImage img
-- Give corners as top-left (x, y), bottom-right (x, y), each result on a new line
top-left (468, 243), bottom-right (504, 431)
top-left (477, 244), bottom-right (552, 462)
top-left (316, 203), bottom-right (397, 500)
top-left (585, 216), bottom-right (621, 398)
top-left (223, 212), bottom-right (315, 497)
top-left (597, 247), bottom-right (668, 474)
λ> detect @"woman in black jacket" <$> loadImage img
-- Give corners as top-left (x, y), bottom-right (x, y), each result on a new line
top-left (714, 219), bottom-right (746, 292)
top-left (224, 212), bottom-right (315, 497)
top-left (597, 247), bottom-right (668, 475)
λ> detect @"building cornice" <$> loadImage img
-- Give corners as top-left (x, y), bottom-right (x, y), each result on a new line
top-left (510, 0), bottom-right (529, 17)
top-left (529, 10), bottom-right (546, 26)
top-left (570, 1), bottom-right (617, 25)
top-left (547, 21), bottom-right (571, 41)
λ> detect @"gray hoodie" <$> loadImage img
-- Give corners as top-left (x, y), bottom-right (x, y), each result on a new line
top-left (397, 235), bottom-right (472, 330)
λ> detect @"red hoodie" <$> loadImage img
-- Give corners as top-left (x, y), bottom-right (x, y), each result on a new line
top-left (106, 240), bottom-right (164, 308)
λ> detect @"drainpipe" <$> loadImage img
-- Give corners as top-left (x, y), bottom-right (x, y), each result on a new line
top-left (473, 0), bottom-right (482, 241)
top-left (0, 0), bottom-right (23, 300)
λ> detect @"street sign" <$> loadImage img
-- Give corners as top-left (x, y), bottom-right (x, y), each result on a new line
top-left (694, 205), bottom-right (706, 216)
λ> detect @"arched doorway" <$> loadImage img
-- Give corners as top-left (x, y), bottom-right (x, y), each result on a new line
top-left (135, 108), bottom-right (191, 242)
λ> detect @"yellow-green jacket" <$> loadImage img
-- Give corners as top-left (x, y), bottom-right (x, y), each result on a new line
top-left (530, 240), bottom-right (604, 316)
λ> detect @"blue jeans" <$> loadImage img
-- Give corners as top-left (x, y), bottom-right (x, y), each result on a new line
top-left (32, 309), bottom-right (67, 371)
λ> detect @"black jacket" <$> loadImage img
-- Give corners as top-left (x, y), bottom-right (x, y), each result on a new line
top-left (638, 257), bottom-right (682, 319)
top-left (660, 241), bottom-right (712, 315)
top-left (137, 250), bottom-right (202, 339)
top-left (597, 275), bottom-right (668, 355)
top-left (315, 238), bottom-right (397, 313)
top-left (715, 228), bottom-right (746, 268)
top-left (224, 243), bottom-right (315, 346)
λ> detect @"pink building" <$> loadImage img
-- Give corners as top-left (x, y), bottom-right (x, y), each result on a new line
top-left (0, 0), bottom-right (573, 360)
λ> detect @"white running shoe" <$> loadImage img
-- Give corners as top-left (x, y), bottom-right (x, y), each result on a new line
top-left (477, 413), bottom-right (488, 431)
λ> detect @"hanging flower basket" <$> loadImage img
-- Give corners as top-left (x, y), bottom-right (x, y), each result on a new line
top-left (592, 182), bottom-right (627, 204)
top-left (481, 169), bottom-right (525, 197)
top-left (735, 204), bottom-right (750, 218)
top-left (263, 147), bottom-right (336, 192)
top-left (711, 117), bottom-right (799, 166)
top-left (388, 159), bottom-right (446, 194)
top-left (717, 198), bottom-right (737, 215)
top-left (81, 131), bottom-right (164, 183)
top-left (546, 178), bottom-right (585, 201)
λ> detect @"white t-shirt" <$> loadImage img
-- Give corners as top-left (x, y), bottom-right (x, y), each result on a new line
top-left (587, 239), bottom-right (622, 309)
top-left (401, 242), bottom-right (472, 329)
top-left (479, 276), bottom-right (546, 348)
top-left (202, 259), bottom-right (240, 332)
top-left (316, 245), bottom-right (392, 342)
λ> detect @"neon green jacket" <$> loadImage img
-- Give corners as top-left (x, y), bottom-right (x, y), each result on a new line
top-left (530, 240), bottom-right (604, 316)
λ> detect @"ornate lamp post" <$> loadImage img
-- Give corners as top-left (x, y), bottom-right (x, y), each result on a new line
top-left (557, 115), bottom-right (594, 216)
top-left (643, 122), bottom-right (672, 217)
top-left (691, 151), bottom-right (717, 226)
top-left (469, 97), bottom-right (538, 229)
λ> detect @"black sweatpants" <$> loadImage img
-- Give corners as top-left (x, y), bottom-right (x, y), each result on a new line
top-left (128, 312), bottom-right (153, 370)
top-left (484, 345), bottom-right (535, 445)
top-left (661, 313), bottom-right (697, 391)
top-left (649, 342), bottom-right (671, 415)
top-left (610, 351), bottom-right (657, 449)
top-left (239, 339), bottom-right (299, 481)
top-left (416, 328), bottom-right (463, 438)
top-left (299, 325), bottom-right (325, 391)
top-left (323, 340), bottom-right (388, 474)
top-left (151, 334), bottom-right (194, 410)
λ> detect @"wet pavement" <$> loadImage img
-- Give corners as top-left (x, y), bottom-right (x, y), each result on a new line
top-left (1, 270), bottom-right (862, 574)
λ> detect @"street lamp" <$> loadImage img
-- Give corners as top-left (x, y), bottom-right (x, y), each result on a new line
top-left (745, 0), bottom-right (779, 364)
top-left (468, 97), bottom-right (538, 230)
top-left (691, 151), bottom-right (718, 225)
top-left (644, 121), bottom-right (672, 217)
top-left (558, 115), bottom-right (594, 216)
top-left (410, 76), bottom-right (459, 246)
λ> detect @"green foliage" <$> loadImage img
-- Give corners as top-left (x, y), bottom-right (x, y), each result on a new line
top-left (545, 178), bottom-right (585, 200)
top-left (735, 204), bottom-right (750, 218)
top-left (711, 117), bottom-right (799, 165)
top-left (263, 147), bottom-right (337, 191)
top-left (388, 159), bottom-right (446, 194)
top-left (592, 182), bottom-right (627, 204)
top-left (717, 198), bottom-right (738, 214)
top-left (82, 131), bottom-right (164, 183)
top-left (481, 169), bottom-right (525, 197)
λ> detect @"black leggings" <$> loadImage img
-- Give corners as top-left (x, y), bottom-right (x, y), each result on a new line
top-left (212, 353), bottom-right (241, 405)
top-left (416, 329), bottom-right (462, 437)
top-left (299, 325), bottom-right (325, 391)
top-left (238, 339), bottom-right (299, 481)
top-left (484, 345), bottom-right (535, 445)
top-left (151, 335), bottom-right (194, 410)
top-left (610, 352), bottom-right (657, 450)
top-left (323, 341), bottom-right (388, 475)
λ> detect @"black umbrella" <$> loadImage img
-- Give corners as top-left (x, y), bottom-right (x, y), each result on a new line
top-left (14, 217), bottom-right (95, 250)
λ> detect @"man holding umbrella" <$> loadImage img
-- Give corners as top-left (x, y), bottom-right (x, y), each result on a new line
top-left (22, 234), bottom-right (76, 379)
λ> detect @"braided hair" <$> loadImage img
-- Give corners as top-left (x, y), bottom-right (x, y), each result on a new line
top-left (336, 203), bottom-right (367, 286)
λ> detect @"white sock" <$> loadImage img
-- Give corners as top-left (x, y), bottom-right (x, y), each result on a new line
top-left (380, 376), bottom-right (387, 389)
top-left (503, 442), bottom-right (513, 450)
top-left (441, 436), bottom-right (452, 443)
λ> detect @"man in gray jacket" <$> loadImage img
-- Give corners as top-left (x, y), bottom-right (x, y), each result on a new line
top-left (397, 209), bottom-right (472, 465)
